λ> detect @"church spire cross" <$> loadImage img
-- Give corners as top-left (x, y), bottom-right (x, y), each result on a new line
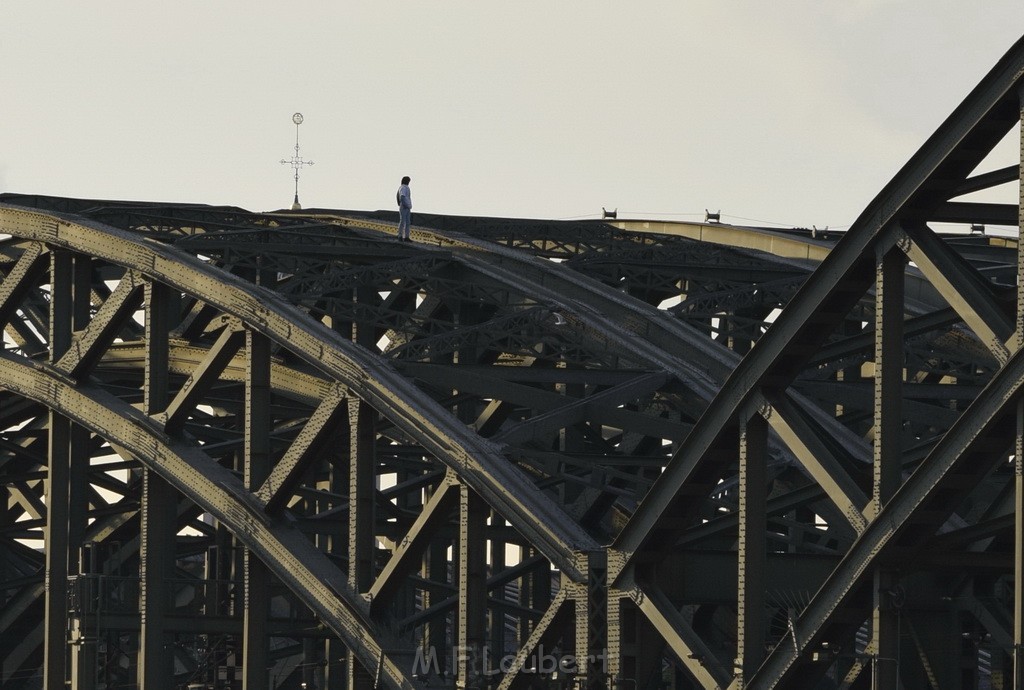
top-left (280, 112), bottom-right (314, 210)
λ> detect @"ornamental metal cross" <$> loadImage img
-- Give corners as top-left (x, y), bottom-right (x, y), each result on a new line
top-left (280, 112), bottom-right (314, 210)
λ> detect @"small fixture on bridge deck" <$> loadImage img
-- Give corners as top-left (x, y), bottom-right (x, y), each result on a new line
top-left (811, 225), bottom-right (830, 239)
top-left (705, 209), bottom-right (720, 223)
top-left (970, 223), bottom-right (985, 234)
top-left (602, 207), bottom-right (617, 219)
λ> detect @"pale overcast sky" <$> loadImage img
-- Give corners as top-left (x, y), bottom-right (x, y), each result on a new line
top-left (2, 3), bottom-right (1021, 229)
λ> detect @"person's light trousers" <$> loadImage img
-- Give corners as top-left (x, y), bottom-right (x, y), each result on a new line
top-left (398, 207), bottom-right (411, 238)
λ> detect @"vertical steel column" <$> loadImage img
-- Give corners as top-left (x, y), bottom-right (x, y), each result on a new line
top-left (423, 537), bottom-right (450, 678)
top-left (605, 594), bottom-right (622, 688)
top-left (243, 330), bottom-right (271, 690)
top-left (68, 256), bottom-right (94, 690)
top-left (138, 467), bottom-right (176, 687)
top-left (138, 282), bottom-right (176, 689)
top-left (44, 250), bottom-right (73, 690)
top-left (517, 547), bottom-right (534, 647)
top-left (392, 466), bottom-right (421, 626)
top-left (577, 551), bottom-right (608, 690)
top-left (457, 484), bottom-right (487, 689)
top-left (143, 281), bottom-right (172, 425)
top-left (735, 410), bottom-right (768, 686)
top-left (870, 246), bottom-right (905, 690)
top-left (67, 256), bottom-right (91, 573)
top-left (835, 318), bottom-right (864, 419)
top-left (490, 511), bottom-right (507, 659)
top-left (871, 246), bottom-right (905, 514)
top-left (348, 399), bottom-right (376, 592)
top-left (349, 398), bottom-right (376, 690)
top-left (617, 597), bottom-right (661, 690)
top-left (350, 279), bottom-right (378, 584)
top-left (304, 638), bottom-right (324, 690)
top-left (45, 414), bottom-right (71, 690)
top-left (326, 424), bottom-right (349, 690)
top-left (523, 548), bottom-right (551, 643)
top-left (564, 379), bottom-right (586, 451)
top-left (1014, 87), bottom-right (1024, 690)
top-left (730, 305), bottom-right (761, 355)
top-left (50, 250), bottom-right (73, 359)
top-left (1017, 400), bottom-right (1024, 690)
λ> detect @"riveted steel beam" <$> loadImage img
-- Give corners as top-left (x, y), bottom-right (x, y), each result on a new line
top-left (628, 578), bottom-right (729, 690)
top-left (161, 319), bottom-right (246, 434)
top-left (735, 412), bottom-right (768, 687)
top-left (901, 225), bottom-right (1013, 362)
top-left (457, 484), bottom-right (488, 689)
top-left (369, 472), bottom-right (457, 615)
top-left (54, 269), bottom-right (145, 381)
top-left (0, 242), bottom-right (48, 328)
top-left (256, 383), bottom-right (349, 512)
top-left (758, 392), bottom-right (869, 534)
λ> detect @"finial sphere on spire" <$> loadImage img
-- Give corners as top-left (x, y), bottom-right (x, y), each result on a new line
top-left (292, 113), bottom-right (304, 125)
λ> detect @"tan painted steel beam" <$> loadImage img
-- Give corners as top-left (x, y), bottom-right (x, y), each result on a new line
top-left (493, 587), bottom-right (571, 690)
top-left (759, 391), bottom-right (869, 534)
top-left (0, 242), bottom-right (47, 326)
top-left (369, 472), bottom-right (457, 614)
top-left (160, 320), bottom-right (245, 434)
top-left (256, 383), bottom-right (349, 512)
top-left (612, 220), bottom-right (833, 262)
top-left (54, 269), bottom-right (145, 381)
top-left (629, 579), bottom-right (729, 690)
top-left (901, 225), bottom-right (1013, 362)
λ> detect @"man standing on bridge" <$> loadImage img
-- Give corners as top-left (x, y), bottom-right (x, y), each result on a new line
top-left (396, 176), bottom-right (412, 241)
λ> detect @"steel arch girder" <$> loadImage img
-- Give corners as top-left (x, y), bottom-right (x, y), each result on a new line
top-left (613, 32), bottom-right (1024, 570)
top-left (0, 352), bottom-right (425, 690)
top-left (599, 32), bottom-right (1024, 690)
top-left (0, 204), bottom-right (599, 579)
top-left (0, 32), bottom-right (1021, 690)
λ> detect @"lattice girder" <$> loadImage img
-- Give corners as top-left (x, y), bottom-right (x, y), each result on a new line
top-left (2, 32), bottom-right (1023, 690)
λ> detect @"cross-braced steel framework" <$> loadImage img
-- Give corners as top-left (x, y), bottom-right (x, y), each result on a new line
top-left (1, 35), bottom-right (1023, 690)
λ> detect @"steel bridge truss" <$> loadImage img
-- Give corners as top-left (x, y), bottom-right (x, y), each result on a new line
top-left (1, 35), bottom-right (1024, 690)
